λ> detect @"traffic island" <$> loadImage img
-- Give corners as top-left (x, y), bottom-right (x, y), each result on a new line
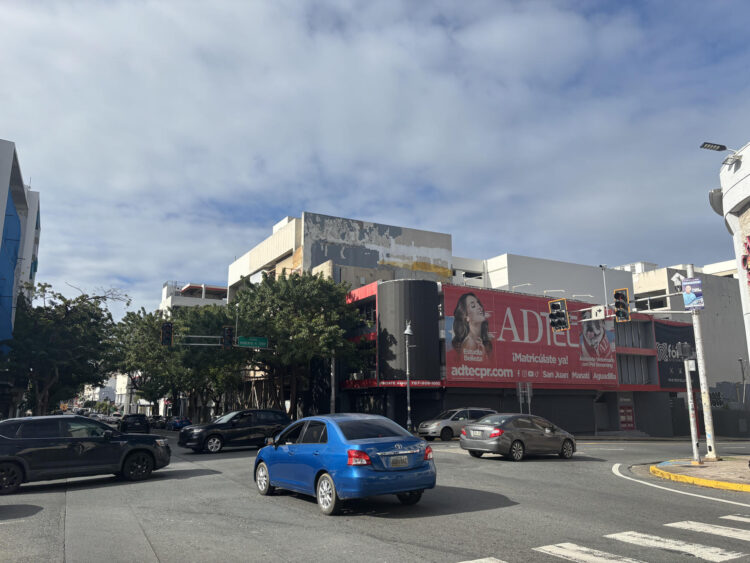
top-left (650, 457), bottom-right (750, 492)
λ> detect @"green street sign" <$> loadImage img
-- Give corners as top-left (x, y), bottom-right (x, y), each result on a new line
top-left (237, 336), bottom-right (269, 348)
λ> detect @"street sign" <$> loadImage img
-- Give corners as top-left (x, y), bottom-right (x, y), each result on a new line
top-left (237, 336), bottom-right (269, 348)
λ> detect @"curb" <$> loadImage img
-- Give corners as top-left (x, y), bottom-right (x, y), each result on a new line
top-left (649, 463), bottom-right (750, 492)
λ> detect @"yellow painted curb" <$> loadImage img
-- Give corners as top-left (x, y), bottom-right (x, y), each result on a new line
top-left (649, 464), bottom-right (750, 492)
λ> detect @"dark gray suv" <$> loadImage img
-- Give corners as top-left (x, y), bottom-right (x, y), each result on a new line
top-left (0, 415), bottom-right (171, 494)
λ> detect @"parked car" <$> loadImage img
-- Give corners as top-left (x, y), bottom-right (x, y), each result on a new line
top-left (417, 407), bottom-right (497, 441)
top-left (459, 413), bottom-right (576, 461)
top-left (254, 413), bottom-right (436, 515)
top-left (166, 417), bottom-right (192, 431)
top-left (0, 415), bottom-right (171, 494)
top-left (178, 409), bottom-right (289, 453)
top-left (148, 415), bottom-right (166, 429)
top-left (118, 414), bottom-right (150, 434)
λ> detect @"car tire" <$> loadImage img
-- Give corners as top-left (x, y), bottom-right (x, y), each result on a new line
top-left (396, 490), bottom-right (423, 505)
top-left (204, 435), bottom-right (223, 454)
top-left (121, 451), bottom-right (154, 481)
top-left (0, 462), bottom-right (22, 495)
top-left (469, 450), bottom-right (483, 458)
top-left (559, 439), bottom-right (574, 459)
top-left (316, 473), bottom-right (341, 515)
top-left (255, 461), bottom-right (274, 496)
top-left (440, 427), bottom-right (453, 441)
top-left (509, 440), bottom-right (525, 462)
top-left (424, 436), bottom-right (435, 441)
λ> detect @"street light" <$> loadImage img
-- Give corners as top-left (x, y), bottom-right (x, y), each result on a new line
top-left (700, 141), bottom-right (742, 166)
top-left (404, 321), bottom-right (414, 433)
top-left (543, 289), bottom-right (565, 296)
top-left (512, 283), bottom-right (532, 291)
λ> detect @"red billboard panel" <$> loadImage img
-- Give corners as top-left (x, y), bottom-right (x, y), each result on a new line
top-left (444, 285), bottom-right (618, 388)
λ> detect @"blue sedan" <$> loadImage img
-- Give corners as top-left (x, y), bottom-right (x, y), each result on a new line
top-left (253, 413), bottom-right (436, 515)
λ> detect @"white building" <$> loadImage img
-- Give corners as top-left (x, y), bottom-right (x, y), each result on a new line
top-left (159, 281), bottom-right (227, 312)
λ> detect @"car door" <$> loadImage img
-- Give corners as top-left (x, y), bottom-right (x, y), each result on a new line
top-left (271, 422), bottom-right (306, 488)
top-left (513, 416), bottom-right (543, 454)
top-left (532, 416), bottom-right (562, 454)
top-left (230, 411), bottom-right (256, 446)
top-left (287, 421), bottom-right (328, 494)
top-left (61, 418), bottom-right (122, 473)
top-left (16, 419), bottom-right (73, 479)
top-left (450, 410), bottom-right (471, 434)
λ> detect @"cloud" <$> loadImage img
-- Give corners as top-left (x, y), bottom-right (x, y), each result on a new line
top-left (1, 0), bottom-right (748, 315)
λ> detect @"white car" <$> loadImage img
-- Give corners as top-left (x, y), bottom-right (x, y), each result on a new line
top-left (417, 407), bottom-right (498, 441)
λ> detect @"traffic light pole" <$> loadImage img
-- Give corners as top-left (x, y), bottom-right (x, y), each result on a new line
top-left (687, 264), bottom-right (719, 461)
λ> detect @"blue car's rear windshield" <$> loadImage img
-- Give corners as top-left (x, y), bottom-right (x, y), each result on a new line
top-left (338, 419), bottom-right (411, 440)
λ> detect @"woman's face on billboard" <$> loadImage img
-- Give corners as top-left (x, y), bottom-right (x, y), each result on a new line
top-left (465, 295), bottom-right (486, 325)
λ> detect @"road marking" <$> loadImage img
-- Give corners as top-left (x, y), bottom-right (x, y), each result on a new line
top-left (611, 464), bottom-right (750, 508)
top-left (666, 521), bottom-right (750, 541)
top-left (533, 542), bottom-right (644, 562)
top-left (721, 515), bottom-right (750, 524)
top-left (457, 559), bottom-right (507, 563)
top-left (606, 530), bottom-right (745, 562)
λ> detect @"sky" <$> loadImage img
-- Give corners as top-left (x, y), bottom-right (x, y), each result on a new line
top-left (2, 0), bottom-right (749, 318)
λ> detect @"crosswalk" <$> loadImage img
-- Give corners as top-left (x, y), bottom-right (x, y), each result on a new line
top-left (460, 514), bottom-right (750, 562)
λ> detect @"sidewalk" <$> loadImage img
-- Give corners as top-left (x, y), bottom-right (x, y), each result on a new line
top-left (649, 456), bottom-right (750, 492)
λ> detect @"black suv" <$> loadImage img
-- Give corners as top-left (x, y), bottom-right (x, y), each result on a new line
top-left (118, 413), bottom-right (150, 434)
top-left (0, 415), bottom-right (171, 495)
top-left (178, 409), bottom-right (290, 453)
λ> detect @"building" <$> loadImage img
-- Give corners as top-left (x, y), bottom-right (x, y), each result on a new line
top-left (159, 281), bottom-right (227, 312)
top-left (0, 140), bottom-right (41, 419)
top-left (228, 212), bottom-right (750, 436)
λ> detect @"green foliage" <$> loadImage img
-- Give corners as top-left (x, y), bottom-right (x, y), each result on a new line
top-left (3, 283), bottom-right (119, 415)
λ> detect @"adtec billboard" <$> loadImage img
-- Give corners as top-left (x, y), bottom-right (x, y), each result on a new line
top-left (444, 285), bottom-right (618, 388)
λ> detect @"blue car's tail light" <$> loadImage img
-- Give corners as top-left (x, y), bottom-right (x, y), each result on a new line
top-left (424, 446), bottom-right (433, 460)
top-left (347, 449), bottom-right (372, 466)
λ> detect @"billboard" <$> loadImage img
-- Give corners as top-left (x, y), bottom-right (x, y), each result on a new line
top-left (443, 286), bottom-right (617, 388)
top-left (654, 320), bottom-right (698, 390)
top-left (681, 278), bottom-right (704, 310)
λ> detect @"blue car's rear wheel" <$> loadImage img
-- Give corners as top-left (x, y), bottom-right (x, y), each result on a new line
top-left (316, 473), bottom-right (341, 515)
top-left (396, 490), bottom-right (423, 505)
top-left (255, 462), bottom-right (274, 496)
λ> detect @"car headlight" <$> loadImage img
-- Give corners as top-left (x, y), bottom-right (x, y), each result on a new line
top-left (190, 427), bottom-right (202, 434)
top-left (155, 438), bottom-right (168, 446)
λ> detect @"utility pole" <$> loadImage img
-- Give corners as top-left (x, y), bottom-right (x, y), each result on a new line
top-left (680, 343), bottom-right (702, 465)
top-left (740, 359), bottom-right (747, 406)
top-left (688, 264), bottom-right (719, 461)
top-left (330, 353), bottom-right (336, 414)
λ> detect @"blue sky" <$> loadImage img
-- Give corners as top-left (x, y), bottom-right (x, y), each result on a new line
top-left (1, 0), bottom-right (748, 316)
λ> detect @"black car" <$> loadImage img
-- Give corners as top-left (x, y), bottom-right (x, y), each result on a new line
top-left (118, 413), bottom-right (150, 434)
top-left (178, 409), bottom-right (290, 453)
top-left (148, 415), bottom-right (166, 429)
top-left (0, 415), bottom-right (171, 495)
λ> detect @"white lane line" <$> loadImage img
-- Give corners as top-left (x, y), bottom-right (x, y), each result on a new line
top-left (533, 543), bottom-right (644, 562)
top-left (457, 559), bottom-right (507, 563)
top-left (611, 464), bottom-right (750, 508)
top-left (606, 530), bottom-right (745, 562)
top-left (666, 521), bottom-right (750, 541)
top-left (721, 515), bottom-right (750, 523)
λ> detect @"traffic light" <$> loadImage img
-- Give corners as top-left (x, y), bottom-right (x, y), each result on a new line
top-left (222, 326), bottom-right (234, 350)
top-left (548, 298), bottom-right (570, 331)
top-left (613, 288), bottom-right (630, 322)
top-left (160, 322), bottom-right (173, 347)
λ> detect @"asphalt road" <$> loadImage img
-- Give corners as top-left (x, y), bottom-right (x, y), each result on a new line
top-left (3, 434), bottom-right (750, 562)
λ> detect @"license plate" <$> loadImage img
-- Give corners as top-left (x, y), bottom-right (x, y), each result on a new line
top-left (471, 430), bottom-right (482, 438)
top-left (390, 455), bottom-right (408, 467)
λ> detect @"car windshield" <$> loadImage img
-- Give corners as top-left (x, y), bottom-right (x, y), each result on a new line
top-left (434, 410), bottom-right (458, 420)
top-left (214, 411), bottom-right (239, 424)
top-left (477, 415), bottom-right (512, 426)
top-left (338, 419), bottom-right (411, 440)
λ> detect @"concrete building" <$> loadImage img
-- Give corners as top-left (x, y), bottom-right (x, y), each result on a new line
top-left (82, 376), bottom-right (116, 404)
top-left (159, 281), bottom-right (227, 312)
top-left (227, 213), bottom-right (453, 300)
top-left (709, 141), bottom-right (750, 366)
top-left (0, 140), bottom-right (41, 419)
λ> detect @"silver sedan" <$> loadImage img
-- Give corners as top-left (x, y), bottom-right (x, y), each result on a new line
top-left (459, 413), bottom-right (576, 461)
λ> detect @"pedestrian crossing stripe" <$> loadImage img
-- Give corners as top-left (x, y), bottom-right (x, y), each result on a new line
top-left (721, 515), bottom-right (750, 524)
top-left (533, 542), bottom-right (645, 562)
top-left (665, 521), bottom-right (750, 542)
top-left (605, 531), bottom-right (744, 562)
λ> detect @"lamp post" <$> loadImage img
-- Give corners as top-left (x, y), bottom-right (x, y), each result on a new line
top-left (404, 321), bottom-right (414, 433)
top-left (740, 359), bottom-right (747, 405)
top-left (599, 265), bottom-right (608, 311)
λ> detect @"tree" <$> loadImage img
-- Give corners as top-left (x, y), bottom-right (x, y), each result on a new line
top-left (233, 272), bottom-right (362, 418)
top-left (3, 283), bottom-right (119, 415)
top-left (110, 308), bottom-right (178, 416)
